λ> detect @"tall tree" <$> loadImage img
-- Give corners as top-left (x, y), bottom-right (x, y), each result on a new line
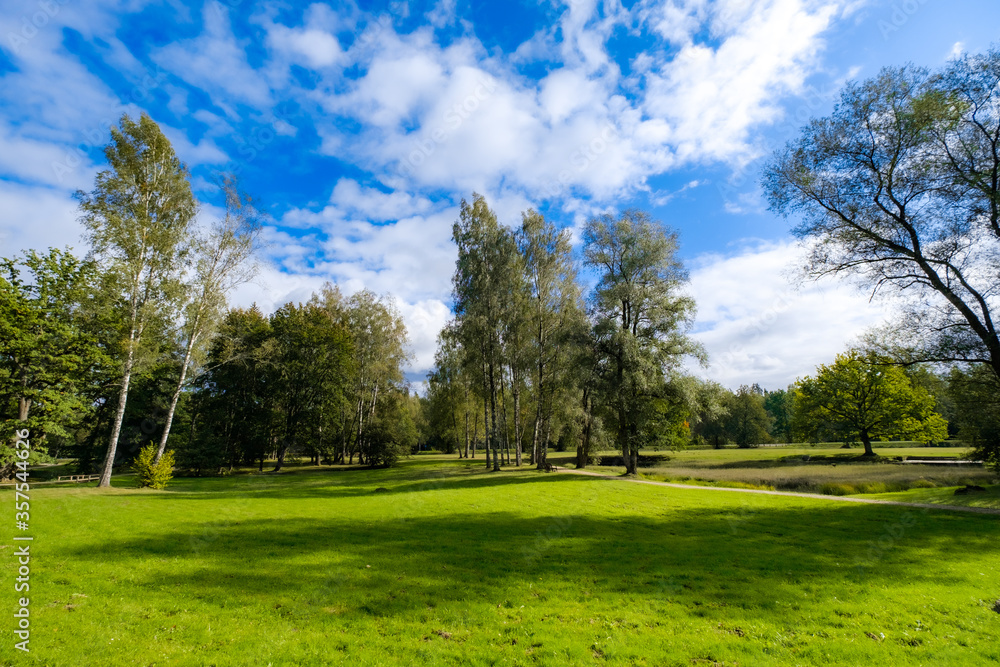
top-left (519, 210), bottom-right (585, 469)
top-left (794, 350), bottom-right (948, 456)
top-left (584, 210), bottom-right (701, 475)
top-left (336, 289), bottom-right (409, 465)
top-left (452, 194), bottom-right (520, 471)
top-left (723, 385), bottom-right (772, 448)
top-left (270, 302), bottom-right (352, 471)
top-left (78, 113), bottom-right (196, 487)
top-left (0, 249), bottom-right (105, 475)
top-left (154, 175), bottom-right (262, 463)
top-left (763, 388), bottom-right (794, 444)
top-left (764, 50), bottom-right (1000, 384)
top-left (948, 365), bottom-right (1000, 472)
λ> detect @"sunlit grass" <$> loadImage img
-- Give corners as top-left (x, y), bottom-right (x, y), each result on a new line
top-left (2, 457), bottom-right (998, 665)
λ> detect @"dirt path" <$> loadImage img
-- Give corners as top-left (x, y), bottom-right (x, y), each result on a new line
top-left (554, 467), bottom-right (1000, 516)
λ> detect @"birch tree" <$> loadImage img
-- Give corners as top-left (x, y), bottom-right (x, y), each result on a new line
top-left (153, 176), bottom-right (262, 463)
top-left (78, 113), bottom-right (196, 487)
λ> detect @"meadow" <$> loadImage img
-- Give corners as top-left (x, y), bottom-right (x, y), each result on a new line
top-left (2, 454), bottom-right (998, 666)
top-left (549, 444), bottom-right (998, 499)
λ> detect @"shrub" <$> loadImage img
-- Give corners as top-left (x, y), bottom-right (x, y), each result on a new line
top-left (910, 479), bottom-right (937, 489)
top-left (133, 444), bottom-right (175, 489)
top-left (820, 482), bottom-right (856, 496)
top-left (715, 481), bottom-right (775, 491)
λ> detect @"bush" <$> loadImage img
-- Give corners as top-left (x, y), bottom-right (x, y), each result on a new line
top-left (819, 482), bottom-right (856, 496)
top-left (910, 479), bottom-right (937, 489)
top-left (133, 444), bottom-right (175, 489)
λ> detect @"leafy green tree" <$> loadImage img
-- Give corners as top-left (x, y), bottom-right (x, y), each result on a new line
top-left (270, 302), bottom-right (352, 471)
top-left (764, 49), bottom-right (1000, 387)
top-left (78, 113), bottom-right (196, 487)
top-left (723, 385), bottom-right (772, 448)
top-left (948, 366), bottom-right (1000, 473)
top-left (154, 176), bottom-right (261, 463)
top-left (584, 210), bottom-right (701, 474)
top-left (0, 248), bottom-right (103, 475)
top-left (519, 209), bottom-right (585, 469)
top-left (185, 306), bottom-right (275, 473)
top-left (338, 289), bottom-right (409, 466)
top-left (427, 324), bottom-right (473, 455)
top-left (763, 388), bottom-right (794, 444)
top-left (452, 194), bottom-right (521, 471)
top-left (794, 350), bottom-right (949, 456)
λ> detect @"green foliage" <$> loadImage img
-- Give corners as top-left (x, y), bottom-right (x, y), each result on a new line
top-left (584, 209), bottom-right (701, 473)
top-left (763, 388), bottom-right (793, 444)
top-left (764, 48), bottom-right (1000, 402)
top-left (77, 112), bottom-right (197, 486)
top-left (133, 443), bottom-right (174, 489)
top-left (723, 385), bottom-right (772, 448)
top-left (0, 248), bottom-right (106, 468)
top-left (949, 366), bottom-right (1000, 474)
top-left (794, 350), bottom-right (949, 455)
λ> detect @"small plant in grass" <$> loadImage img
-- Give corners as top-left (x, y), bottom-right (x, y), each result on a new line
top-left (133, 444), bottom-right (175, 489)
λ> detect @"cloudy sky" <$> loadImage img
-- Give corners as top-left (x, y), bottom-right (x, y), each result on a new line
top-left (1, 0), bottom-right (997, 390)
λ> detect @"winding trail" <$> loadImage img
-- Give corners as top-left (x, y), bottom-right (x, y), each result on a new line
top-left (554, 467), bottom-right (1000, 516)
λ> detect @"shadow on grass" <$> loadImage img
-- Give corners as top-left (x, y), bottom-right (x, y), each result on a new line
top-left (156, 458), bottom-right (578, 501)
top-left (61, 492), bottom-right (1000, 627)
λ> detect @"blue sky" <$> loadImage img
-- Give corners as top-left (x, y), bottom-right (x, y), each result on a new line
top-left (1, 0), bottom-right (998, 390)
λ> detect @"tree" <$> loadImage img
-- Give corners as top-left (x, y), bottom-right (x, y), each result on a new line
top-left (684, 379), bottom-right (732, 448)
top-left (154, 176), bottom-right (262, 463)
top-left (338, 289), bottom-right (409, 466)
top-left (452, 194), bottom-right (521, 471)
top-left (270, 302), bottom-right (352, 471)
top-left (185, 306), bottom-right (275, 473)
top-left (426, 324), bottom-right (473, 456)
top-left (948, 366), bottom-right (1000, 473)
top-left (584, 210), bottom-right (701, 475)
top-left (519, 209), bottom-right (585, 469)
top-left (764, 50), bottom-right (1000, 386)
top-left (763, 388), bottom-right (794, 444)
top-left (723, 385), bottom-right (772, 448)
top-left (794, 350), bottom-right (948, 456)
top-left (78, 113), bottom-right (196, 487)
top-left (0, 249), bottom-right (104, 476)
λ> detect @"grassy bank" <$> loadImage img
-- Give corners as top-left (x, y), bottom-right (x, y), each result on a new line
top-left (2, 456), bottom-right (998, 665)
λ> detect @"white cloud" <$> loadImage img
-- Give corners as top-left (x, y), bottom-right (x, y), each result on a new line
top-left (687, 240), bottom-right (893, 390)
top-left (0, 183), bottom-right (82, 256)
top-left (153, 4), bottom-right (273, 111)
top-left (641, 0), bottom-right (849, 166)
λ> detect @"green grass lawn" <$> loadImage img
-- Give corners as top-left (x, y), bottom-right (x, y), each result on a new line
top-left (3, 457), bottom-right (999, 665)
top-left (546, 446), bottom-right (997, 495)
top-left (855, 484), bottom-right (1000, 510)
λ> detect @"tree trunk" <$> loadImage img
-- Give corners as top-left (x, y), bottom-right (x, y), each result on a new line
top-left (463, 394), bottom-right (470, 459)
top-left (471, 406), bottom-right (478, 459)
top-left (860, 429), bottom-right (875, 457)
top-left (99, 335), bottom-right (137, 488)
top-left (155, 328), bottom-right (198, 463)
top-left (577, 387), bottom-right (591, 469)
top-left (512, 373), bottom-right (522, 466)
